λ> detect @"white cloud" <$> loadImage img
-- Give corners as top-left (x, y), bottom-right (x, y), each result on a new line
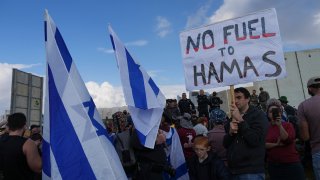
top-left (160, 84), bottom-right (187, 99)
top-left (85, 81), bottom-right (126, 108)
top-left (314, 12), bottom-right (320, 25)
top-left (97, 47), bottom-right (114, 54)
top-left (0, 63), bottom-right (40, 114)
top-left (155, 16), bottom-right (172, 38)
top-left (125, 40), bottom-right (148, 46)
top-left (85, 82), bottom-right (188, 108)
top-left (208, 0), bottom-right (320, 48)
top-left (147, 70), bottom-right (164, 78)
top-left (0, 63), bottom-right (186, 115)
top-left (98, 40), bottom-right (148, 54)
top-left (185, 0), bottom-right (213, 29)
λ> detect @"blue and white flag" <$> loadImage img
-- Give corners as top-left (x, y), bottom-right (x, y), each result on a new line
top-left (164, 127), bottom-right (189, 180)
top-left (43, 11), bottom-right (127, 180)
top-left (108, 25), bottom-right (166, 149)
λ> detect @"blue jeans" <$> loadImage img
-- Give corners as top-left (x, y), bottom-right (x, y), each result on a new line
top-left (232, 173), bottom-right (265, 180)
top-left (313, 152), bottom-right (320, 180)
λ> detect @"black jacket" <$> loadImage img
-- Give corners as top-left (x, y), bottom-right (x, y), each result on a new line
top-left (284, 104), bottom-right (296, 117)
top-left (197, 95), bottom-right (209, 110)
top-left (131, 130), bottom-right (167, 180)
top-left (189, 153), bottom-right (231, 180)
top-left (131, 130), bottom-right (166, 165)
top-left (164, 107), bottom-right (181, 122)
top-left (223, 106), bottom-right (268, 175)
top-left (178, 99), bottom-right (195, 114)
top-left (209, 96), bottom-right (223, 109)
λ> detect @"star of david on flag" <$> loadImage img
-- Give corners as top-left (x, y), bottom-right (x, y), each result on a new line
top-left (43, 10), bottom-right (127, 180)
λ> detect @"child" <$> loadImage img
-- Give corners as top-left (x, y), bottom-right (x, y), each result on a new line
top-left (189, 136), bottom-right (230, 180)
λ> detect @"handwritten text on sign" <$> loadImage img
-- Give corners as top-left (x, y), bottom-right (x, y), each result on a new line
top-left (180, 8), bottom-right (286, 91)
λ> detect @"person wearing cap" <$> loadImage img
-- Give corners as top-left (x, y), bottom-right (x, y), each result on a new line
top-left (298, 76), bottom-right (320, 180)
top-left (207, 109), bottom-right (228, 165)
top-left (0, 113), bottom-right (42, 180)
top-left (265, 98), bottom-right (305, 180)
top-left (279, 96), bottom-right (296, 117)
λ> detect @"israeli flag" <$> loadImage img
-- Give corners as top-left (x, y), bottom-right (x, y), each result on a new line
top-left (164, 127), bottom-right (189, 180)
top-left (108, 25), bottom-right (166, 149)
top-left (43, 10), bottom-right (127, 180)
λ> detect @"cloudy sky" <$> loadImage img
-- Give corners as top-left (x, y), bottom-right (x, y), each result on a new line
top-left (0, 0), bottom-right (319, 114)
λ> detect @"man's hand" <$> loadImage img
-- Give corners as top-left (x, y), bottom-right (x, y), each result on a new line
top-left (230, 104), bottom-right (244, 123)
top-left (229, 121), bottom-right (239, 135)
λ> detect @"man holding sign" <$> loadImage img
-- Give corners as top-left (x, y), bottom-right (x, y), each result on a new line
top-left (223, 87), bottom-right (268, 179)
top-left (180, 8), bottom-right (285, 179)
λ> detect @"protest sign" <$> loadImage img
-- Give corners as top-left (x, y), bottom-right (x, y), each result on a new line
top-left (180, 8), bottom-right (286, 91)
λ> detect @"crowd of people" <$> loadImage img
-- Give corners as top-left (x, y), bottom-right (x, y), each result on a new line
top-left (0, 75), bottom-right (319, 180)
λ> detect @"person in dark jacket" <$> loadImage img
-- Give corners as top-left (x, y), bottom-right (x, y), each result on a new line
top-left (278, 96), bottom-right (296, 117)
top-left (223, 87), bottom-right (268, 180)
top-left (197, 89), bottom-right (210, 118)
top-left (131, 128), bottom-right (167, 180)
top-left (189, 136), bottom-right (230, 180)
top-left (164, 99), bottom-right (181, 123)
top-left (178, 93), bottom-right (195, 115)
top-left (258, 87), bottom-right (270, 112)
top-left (250, 90), bottom-right (259, 107)
top-left (209, 91), bottom-right (223, 110)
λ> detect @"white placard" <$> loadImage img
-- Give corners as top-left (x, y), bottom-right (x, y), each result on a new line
top-left (180, 8), bottom-right (286, 91)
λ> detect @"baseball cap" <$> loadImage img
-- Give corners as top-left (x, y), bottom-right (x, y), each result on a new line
top-left (307, 76), bottom-right (320, 87)
top-left (278, 96), bottom-right (288, 103)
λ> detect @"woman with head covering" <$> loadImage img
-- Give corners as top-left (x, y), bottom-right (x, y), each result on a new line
top-left (265, 98), bottom-right (304, 180)
top-left (207, 109), bottom-right (228, 165)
